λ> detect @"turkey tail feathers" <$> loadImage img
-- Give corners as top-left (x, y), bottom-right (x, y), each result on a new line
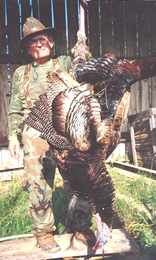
top-left (66, 89), bottom-right (101, 151)
top-left (76, 53), bottom-right (117, 84)
top-left (130, 52), bottom-right (156, 80)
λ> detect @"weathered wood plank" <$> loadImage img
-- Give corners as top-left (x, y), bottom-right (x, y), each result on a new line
top-left (101, 1), bottom-right (113, 55)
top-left (140, 79), bottom-right (150, 112)
top-left (129, 83), bottom-right (139, 116)
top-left (39, 0), bottom-right (52, 29)
top-left (113, 161), bottom-right (156, 179)
top-left (88, 0), bottom-right (100, 56)
top-left (68, 0), bottom-right (78, 53)
top-left (0, 166), bottom-right (24, 173)
top-left (124, 1), bottom-right (137, 58)
top-left (148, 1), bottom-right (156, 54)
top-left (128, 108), bottom-right (156, 124)
top-left (0, 64), bottom-right (8, 143)
top-left (53, 0), bottom-right (67, 56)
top-left (20, 0), bottom-right (31, 26)
top-left (0, 228), bottom-right (139, 260)
top-left (137, 1), bottom-right (149, 57)
top-left (31, 0), bottom-right (41, 20)
top-left (0, 64), bottom-right (20, 143)
top-left (128, 108), bottom-right (156, 168)
top-left (130, 126), bottom-right (138, 166)
top-left (151, 76), bottom-right (156, 107)
top-left (7, 1), bottom-right (20, 59)
top-left (113, 1), bottom-right (125, 57)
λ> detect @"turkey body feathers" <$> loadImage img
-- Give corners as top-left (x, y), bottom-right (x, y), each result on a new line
top-left (25, 52), bottom-right (156, 229)
top-left (54, 145), bottom-right (115, 228)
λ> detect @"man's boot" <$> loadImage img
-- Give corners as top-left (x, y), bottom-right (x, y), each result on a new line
top-left (36, 233), bottom-right (61, 253)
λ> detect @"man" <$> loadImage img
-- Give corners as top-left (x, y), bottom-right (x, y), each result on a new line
top-left (8, 17), bottom-right (94, 253)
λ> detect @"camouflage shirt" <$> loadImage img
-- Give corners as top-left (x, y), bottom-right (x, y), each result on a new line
top-left (8, 55), bottom-right (72, 140)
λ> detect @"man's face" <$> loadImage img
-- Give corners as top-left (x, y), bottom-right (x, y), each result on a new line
top-left (27, 33), bottom-right (53, 63)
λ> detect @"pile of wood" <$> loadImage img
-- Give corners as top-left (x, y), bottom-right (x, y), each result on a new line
top-left (135, 119), bottom-right (154, 167)
top-left (129, 108), bottom-right (156, 170)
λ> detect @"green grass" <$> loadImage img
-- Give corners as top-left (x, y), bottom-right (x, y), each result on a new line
top-left (110, 167), bottom-right (156, 248)
top-left (0, 180), bottom-right (32, 237)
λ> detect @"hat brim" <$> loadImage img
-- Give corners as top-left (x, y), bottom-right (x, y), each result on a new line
top-left (19, 27), bottom-right (56, 50)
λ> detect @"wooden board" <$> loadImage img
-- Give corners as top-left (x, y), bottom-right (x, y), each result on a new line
top-left (113, 161), bottom-right (156, 179)
top-left (0, 228), bottom-right (139, 260)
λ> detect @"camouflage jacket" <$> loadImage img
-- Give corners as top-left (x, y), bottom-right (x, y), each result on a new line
top-left (8, 55), bottom-right (72, 140)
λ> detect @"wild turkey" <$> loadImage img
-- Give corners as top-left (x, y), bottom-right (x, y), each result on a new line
top-left (25, 31), bottom-right (156, 248)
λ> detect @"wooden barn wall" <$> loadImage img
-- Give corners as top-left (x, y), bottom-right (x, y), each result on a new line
top-left (0, 0), bottom-right (156, 145)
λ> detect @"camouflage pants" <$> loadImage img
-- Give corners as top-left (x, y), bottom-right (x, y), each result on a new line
top-left (22, 125), bottom-right (91, 237)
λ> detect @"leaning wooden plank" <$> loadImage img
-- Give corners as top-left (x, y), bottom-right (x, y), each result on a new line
top-left (130, 125), bottom-right (138, 166)
top-left (0, 166), bottom-right (24, 173)
top-left (113, 161), bottom-right (156, 179)
top-left (0, 228), bottom-right (139, 260)
top-left (128, 108), bottom-right (156, 125)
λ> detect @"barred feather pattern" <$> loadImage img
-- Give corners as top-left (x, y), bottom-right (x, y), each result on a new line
top-left (66, 90), bottom-right (101, 151)
top-left (26, 69), bottom-right (80, 149)
top-left (54, 144), bottom-right (115, 228)
top-left (76, 53), bottom-right (117, 84)
top-left (25, 51), bottom-right (156, 232)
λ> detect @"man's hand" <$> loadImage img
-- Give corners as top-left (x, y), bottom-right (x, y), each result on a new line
top-left (8, 138), bottom-right (20, 159)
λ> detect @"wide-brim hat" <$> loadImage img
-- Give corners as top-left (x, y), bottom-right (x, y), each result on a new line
top-left (19, 17), bottom-right (56, 50)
